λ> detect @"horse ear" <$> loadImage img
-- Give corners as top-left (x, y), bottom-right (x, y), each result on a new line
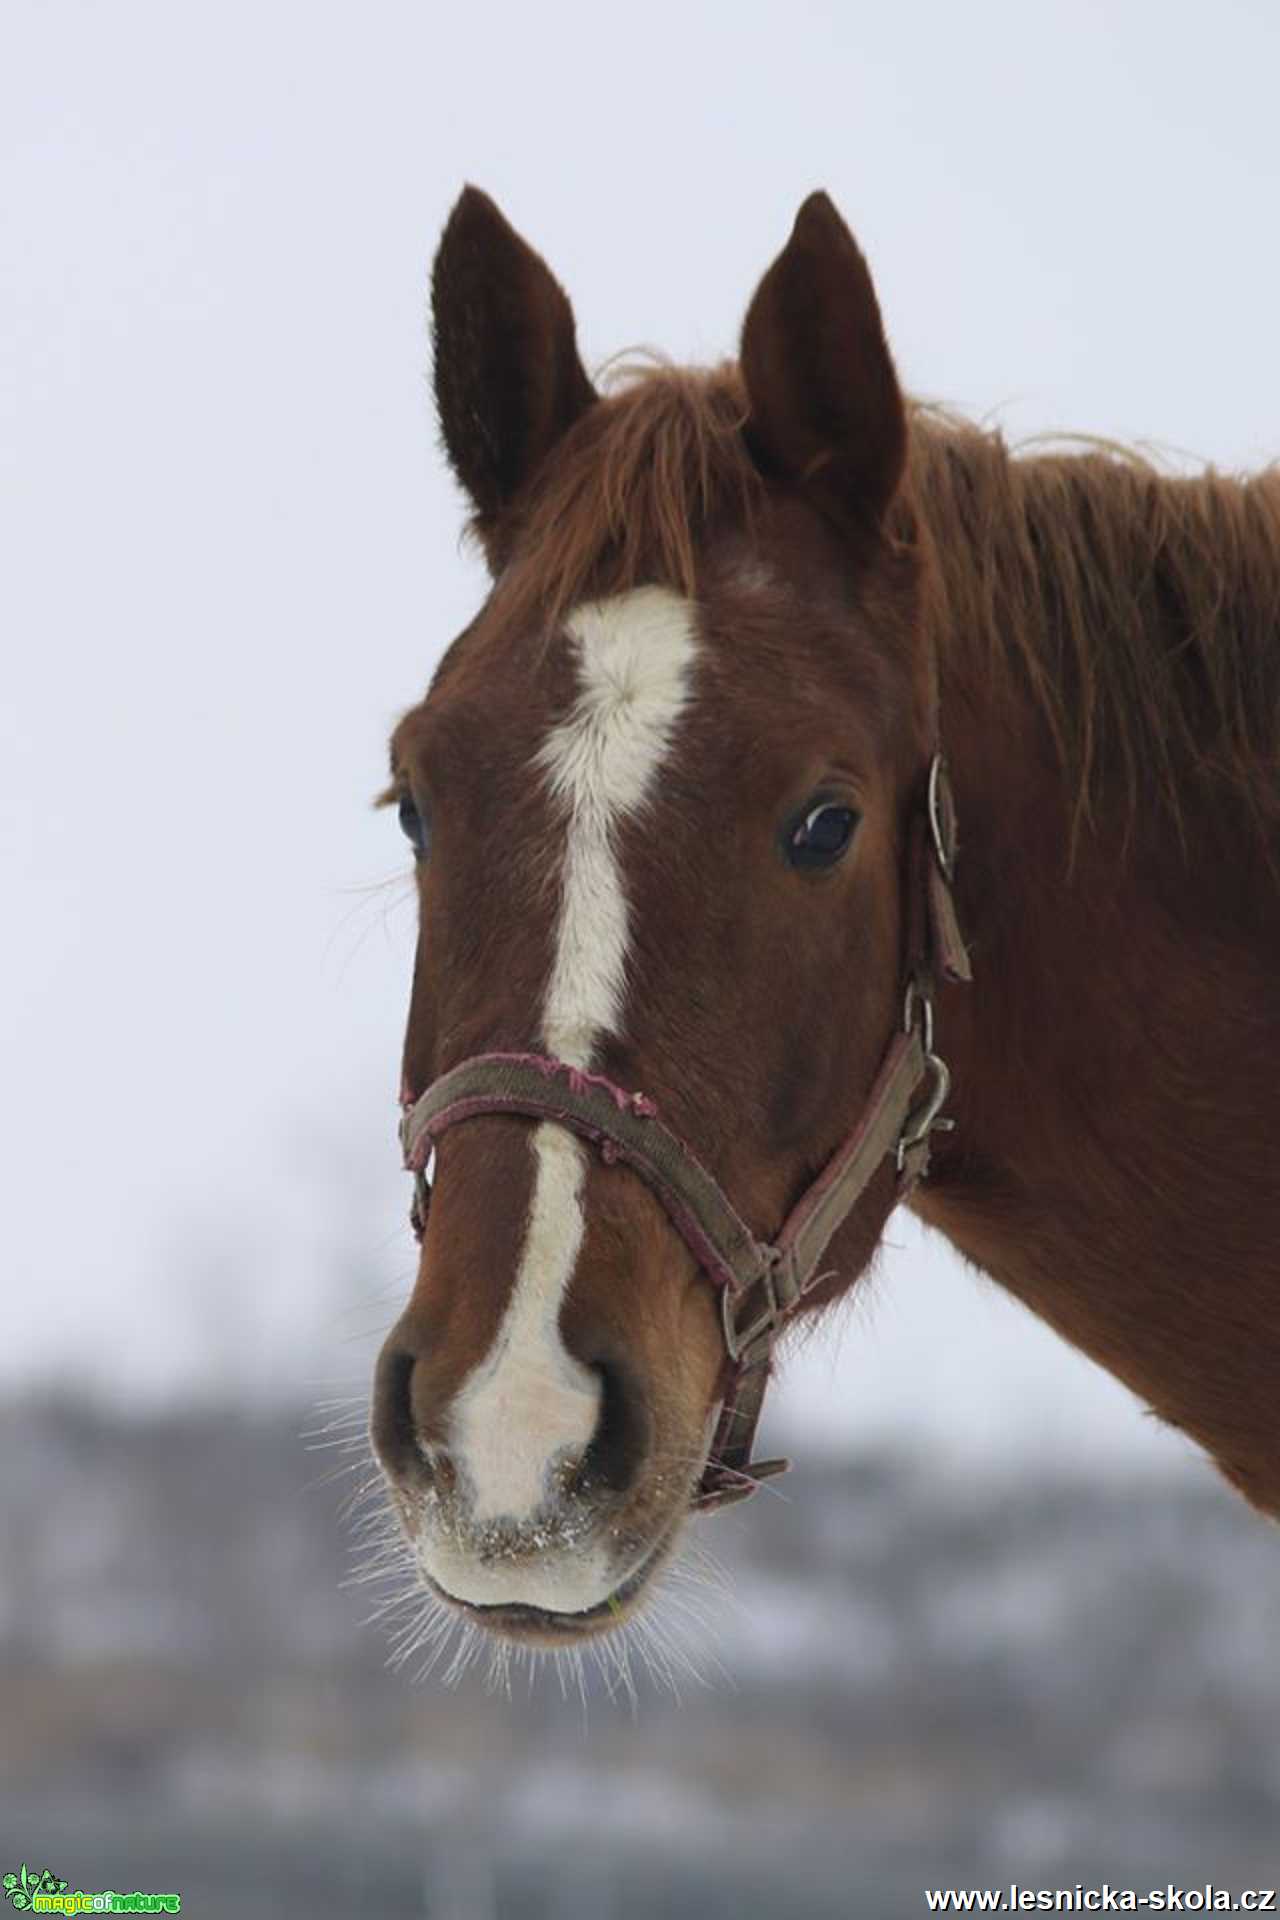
top-left (430, 186), bottom-right (597, 540)
top-left (739, 192), bottom-right (906, 532)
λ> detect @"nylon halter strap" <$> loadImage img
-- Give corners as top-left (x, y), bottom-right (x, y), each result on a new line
top-left (398, 753), bottom-right (971, 1515)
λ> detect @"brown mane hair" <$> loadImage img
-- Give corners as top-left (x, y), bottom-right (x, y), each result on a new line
top-left (906, 410), bottom-right (1280, 848)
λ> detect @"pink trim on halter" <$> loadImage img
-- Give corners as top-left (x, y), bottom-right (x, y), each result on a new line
top-left (481, 1051), bottom-right (660, 1119)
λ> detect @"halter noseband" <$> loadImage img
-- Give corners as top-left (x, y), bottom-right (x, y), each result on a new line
top-left (398, 754), bottom-right (971, 1513)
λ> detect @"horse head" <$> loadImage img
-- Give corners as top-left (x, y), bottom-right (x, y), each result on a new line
top-left (370, 187), bottom-right (946, 1645)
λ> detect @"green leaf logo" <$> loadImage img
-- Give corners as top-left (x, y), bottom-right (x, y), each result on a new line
top-left (2, 1862), bottom-right (67, 1909)
top-left (2, 1862), bottom-right (68, 1909)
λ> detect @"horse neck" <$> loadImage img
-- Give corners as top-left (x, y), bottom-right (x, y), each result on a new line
top-left (909, 445), bottom-right (1280, 1512)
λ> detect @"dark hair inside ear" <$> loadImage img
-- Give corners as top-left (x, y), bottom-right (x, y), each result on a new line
top-left (430, 186), bottom-right (597, 543)
top-left (739, 191), bottom-right (906, 534)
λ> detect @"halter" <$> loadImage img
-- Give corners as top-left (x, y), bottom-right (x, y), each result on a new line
top-left (399, 754), bottom-right (971, 1513)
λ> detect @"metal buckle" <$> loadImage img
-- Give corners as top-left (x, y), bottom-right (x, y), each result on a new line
top-left (902, 977), bottom-right (935, 1054)
top-left (406, 1147), bottom-right (434, 1244)
top-left (409, 1167), bottom-right (430, 1242)
top-left (895, 1051), bottom-right (954, 1172)
top-left (927, 753), bottom-right (956, 881)
top-left (897, 978), bottom-right (955, 1174)
top-left (721, 1249), bottom-right (795, 1365)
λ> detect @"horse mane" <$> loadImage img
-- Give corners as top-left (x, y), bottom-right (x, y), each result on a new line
top-left (907, 408), bottom-right (1280, 846)
top-left (492, 362), bottom-right (1280, 847)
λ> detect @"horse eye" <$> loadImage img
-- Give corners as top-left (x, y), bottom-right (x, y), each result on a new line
top-left (397, 793), bottom-right (430, 859)
top-left (784, 800), bottom-right (859, 871)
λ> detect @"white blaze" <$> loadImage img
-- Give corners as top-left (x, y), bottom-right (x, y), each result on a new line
top-left (447, 587), bottom-right (699, 1538)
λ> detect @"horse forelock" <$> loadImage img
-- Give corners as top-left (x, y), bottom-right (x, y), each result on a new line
top-left (485, 362), bottom-right (763, 639)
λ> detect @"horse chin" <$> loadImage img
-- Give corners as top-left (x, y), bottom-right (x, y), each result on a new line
top-left (423, 1517), bottom-right (681, 1648)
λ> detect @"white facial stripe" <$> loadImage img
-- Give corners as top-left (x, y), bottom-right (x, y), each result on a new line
top-left (448, 1125), bottom-right (597, 1525)
top-left (539, 587), bottom-right (701, 1063)
top-left (442, 587), bottom-right (699, 1564)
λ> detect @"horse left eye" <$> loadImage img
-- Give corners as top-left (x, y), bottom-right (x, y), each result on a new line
top-left (397, 793), bottom-right (430, 858)
top-left (785, 801), bottom-right (859, 871)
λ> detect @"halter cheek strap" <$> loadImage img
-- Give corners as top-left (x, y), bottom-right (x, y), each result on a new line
top-left (398, 754), bottom-right (971, 1513)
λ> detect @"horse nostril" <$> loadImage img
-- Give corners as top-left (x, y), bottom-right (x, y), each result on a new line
top-left (372, 1339), bottom-right (458, 1495)
top-left (577, 1357), bottom-right (650, 1497)
top-left (371, 1343), bottom-right (424, 1481)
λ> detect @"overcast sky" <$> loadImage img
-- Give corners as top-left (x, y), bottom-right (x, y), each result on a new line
top-left (4, 0), bottom-right (1276, 1479)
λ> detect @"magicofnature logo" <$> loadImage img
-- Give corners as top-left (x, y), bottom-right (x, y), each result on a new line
top-left (3, 1867), bottom-right (180, 1914)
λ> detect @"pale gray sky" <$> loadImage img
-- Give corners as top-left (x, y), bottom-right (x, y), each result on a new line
top-left (4, 0), bottom-right (1276, 1477)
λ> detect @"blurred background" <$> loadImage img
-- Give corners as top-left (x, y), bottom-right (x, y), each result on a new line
top-left (4, 1), bottom-right (1280, 1911)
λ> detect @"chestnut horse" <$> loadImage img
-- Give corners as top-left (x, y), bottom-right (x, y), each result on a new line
top-left (370, 186), bottom-right (1280, 1653)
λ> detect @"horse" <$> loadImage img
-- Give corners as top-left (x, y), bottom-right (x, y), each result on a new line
top-left (369, 185), bottom-right (1280, 1652)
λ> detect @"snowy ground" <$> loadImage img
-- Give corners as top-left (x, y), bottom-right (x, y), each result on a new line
top-left (3, 1400), bottom-right (1277, 1916)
